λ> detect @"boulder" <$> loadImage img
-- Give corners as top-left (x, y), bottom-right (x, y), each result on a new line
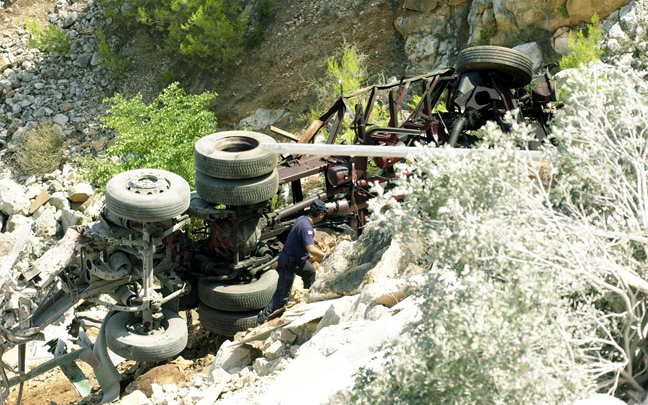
top-left (209, 341), bottom-right (261, 379)
top-left (264, 340), bottom-right (287, 361)
top-left (253, 357), bottom-right (282, 377)
top-left (567, 0), bottom-right (632, 24)
top-left (117, 390), bottom-right (152, 405)
top-left (513, 42), bottom-right (543, 71)
top-left (237, 109), bottom-right (287, 131)
top-left (0, 179), bottom-right (29, 215)
top-left (49, 192), bottom-right (71, 211)
top-left (67, 182), bottom-right (94, 203)
top-left (0, 232), bottom-right (17, 257)
top-left (33, 206), bottom-right (58, 237)
top-left (315, 295), bottom-right (356, 332)
top-left (126, 364), bottom-right (186, 398)
top-left (60, 209), bottom-right (89, 233)
top-left (6, 215), bottom-right (33, 234)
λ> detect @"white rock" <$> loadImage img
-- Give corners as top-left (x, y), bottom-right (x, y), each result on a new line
top-left (209, 341), bottom-right (256, 379)
top-left (271, 328), bottom-right (297, 344)
top-left (6, 215), bottom-right (33, 233)
top-left (316, 295), bottom-right (356, 332)
top-left (24, 184), bottom-right (44, 200)
top-left (264, 340), bottom-right (286, 361)
top-left (117, 390), bottom-right (152, 405)
top-left (33, 206), bottom-right (57, 237)
top-left (237, 109), bottom-right (287, 131)
top-left (513, 42), bottom-right (543, 71)
top-left (52, 113), bottom-right (69, 126)
top-left (253, 357), bottom-right (281, 377)
top-left (60, 208), bottom-right (88, 233)
top-left (0, 179), bottom-right (29, 215)
top-left (67, 182), bottom-right (94, 203)
top-left (0, 232), bottom-right (17, 257)
top-left (552, 27), bottom-right (571, 55)
top-left (49, 192), bottom-right (70, 211)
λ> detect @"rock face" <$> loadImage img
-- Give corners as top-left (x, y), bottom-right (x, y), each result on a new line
top-left (395, 0), bottom-right (635, 73)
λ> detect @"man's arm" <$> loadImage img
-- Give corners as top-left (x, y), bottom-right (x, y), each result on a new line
top-left (306, 244), bottom-right (326, 263)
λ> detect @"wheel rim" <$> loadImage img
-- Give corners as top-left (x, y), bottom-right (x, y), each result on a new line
top-left (123, 317), bottom-right (170, 336)
top-left (213, 136), bottom-right (260, 153)
top-left (127, 172), bottom-right (170, 195)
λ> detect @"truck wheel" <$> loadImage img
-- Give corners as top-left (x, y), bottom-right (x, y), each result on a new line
top-left (195, 169), bottom-right (279, 206)
top-left (105, 309), bottom-right (188, 362)
top-left (456, 46), bottom-right (533, 88)
top-left (105, 169), bottom-right (190, 222)
top-left (199, 304), bottom-right (258, 336)
top-left (195, 131), bottom-right (278, 179)
top-left (199, 270), bottom-right (278, 311)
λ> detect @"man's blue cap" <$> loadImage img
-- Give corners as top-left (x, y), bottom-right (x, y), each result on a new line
top-left (309, 200), bottom-right (328, 215)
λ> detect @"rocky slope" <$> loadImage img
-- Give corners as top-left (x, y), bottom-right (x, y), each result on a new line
top-left (1, 0), bottom-right (648, 404)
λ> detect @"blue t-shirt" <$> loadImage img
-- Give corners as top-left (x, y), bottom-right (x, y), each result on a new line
top-left (283, 215), bottom-right (315, 261)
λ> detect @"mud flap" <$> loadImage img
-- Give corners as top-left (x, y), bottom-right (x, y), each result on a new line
top-left (92, 311), bottom-right (121, 404)
top-left (54, 339), bottom-right (93, 397)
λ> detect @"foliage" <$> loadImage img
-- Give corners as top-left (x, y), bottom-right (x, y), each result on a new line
top-left (309, 42), bottom-right (369, 143)
top-left (559, 14), bottom-right (603, 70)
top-left (25, 19), bottom-right (70, 53)
top-left (350, 62), bottom-right (648, 403)
top-left (477, 24), bottom-right (496, 46)
top-left (246, 0), bottom-right (277, 47)
top-left (96, 27), bottom-right (129, 74)
top-left (102, 0), bottom-right (247, 70)
top-left (558, 2), bottom-right (569, 18)
top-left (81, 83), bottom-right (218, 189)
top-left (16, 124), bottom-right (64, 176)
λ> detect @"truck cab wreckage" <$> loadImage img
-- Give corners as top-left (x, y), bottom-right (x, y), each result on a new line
top-left (0, 46), bottom-right (556, 403)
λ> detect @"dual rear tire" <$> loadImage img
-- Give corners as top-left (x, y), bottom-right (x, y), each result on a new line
top-left (194, 131), bottom-right (279, 206)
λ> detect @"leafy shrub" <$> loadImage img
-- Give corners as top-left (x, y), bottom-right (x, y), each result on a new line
top-left (16, 124), bottom-right (64, 176)
top-left (309, 42), bottom-right (369, 143)
top-left (81, 82), bottom-right (218, 189)
top-left (246, 0), bottom-right (277, 47)
top-left (96, 27), bottom-right (129, 74)
top-left (25, 19), bottom-right (70, 53)
top-left (350, 61), bottom-right (648, 403)
top-left (558, 2), bottom-right (569, 18)
top-left (559, 14), bottom-right (603, 70)
top-left (102, 0), bottom-right (247, 70)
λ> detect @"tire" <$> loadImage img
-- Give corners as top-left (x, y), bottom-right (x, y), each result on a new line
top-left (195, 131), bottom-right (278, 179)
top-left (199, 304), bottom-right (258, 336)
top-left (105, 309), bottom-right (188, 362)
top-left (105, 169), bottom-right (191, 222)
top-left (455, 46), bottom-right (533, 88)
top-left (199, 270), bottom-right (278, 312)
top-left (195, 169), bottom-right (279, 206)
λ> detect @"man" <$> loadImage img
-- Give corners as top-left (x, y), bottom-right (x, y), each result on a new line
top-left (257, 199), bottom-right (328, 325)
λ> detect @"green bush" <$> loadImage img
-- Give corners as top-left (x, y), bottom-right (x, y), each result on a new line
top-left (16, 124), bottom-right (64, 176)
top-left (81, 82), bottom-right (218, 189)
top-left (559, 14), bottom-right (602, 70)
top-left (350, 62), bottom-right (648, 403)
top-left (25, 19), bottom-right (70, 53)
top-left (96, 26), bottom-right (129, 74)
top-left (246, 0), bottom-right (277, 47)
top-left (102, 0), bottom-right (247, 70)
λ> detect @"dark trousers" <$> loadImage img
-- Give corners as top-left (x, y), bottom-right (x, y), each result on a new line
top-left (257, 252), bottom-right (316, 324)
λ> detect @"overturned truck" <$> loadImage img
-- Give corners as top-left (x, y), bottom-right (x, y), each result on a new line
top-left (0, 46), bottom-right (555, 403)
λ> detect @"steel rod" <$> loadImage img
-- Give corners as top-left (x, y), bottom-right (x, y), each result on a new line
top-left (262, 143), bottom-right (544, 160)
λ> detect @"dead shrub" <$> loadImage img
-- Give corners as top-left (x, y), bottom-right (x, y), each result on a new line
top-left (16, 124), bottom-right (64, 176)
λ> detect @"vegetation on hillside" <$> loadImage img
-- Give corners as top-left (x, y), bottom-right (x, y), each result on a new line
top-left (100, 0), bottom-right (247, 70)
top-left (81, 83), bottom-right (218, 189)
top-left (349, 62), bottom-right (648, 403)
top-left (25, 19), bottom-right (70, 53)
top-left (559, 14), bottom-right (603, 70)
